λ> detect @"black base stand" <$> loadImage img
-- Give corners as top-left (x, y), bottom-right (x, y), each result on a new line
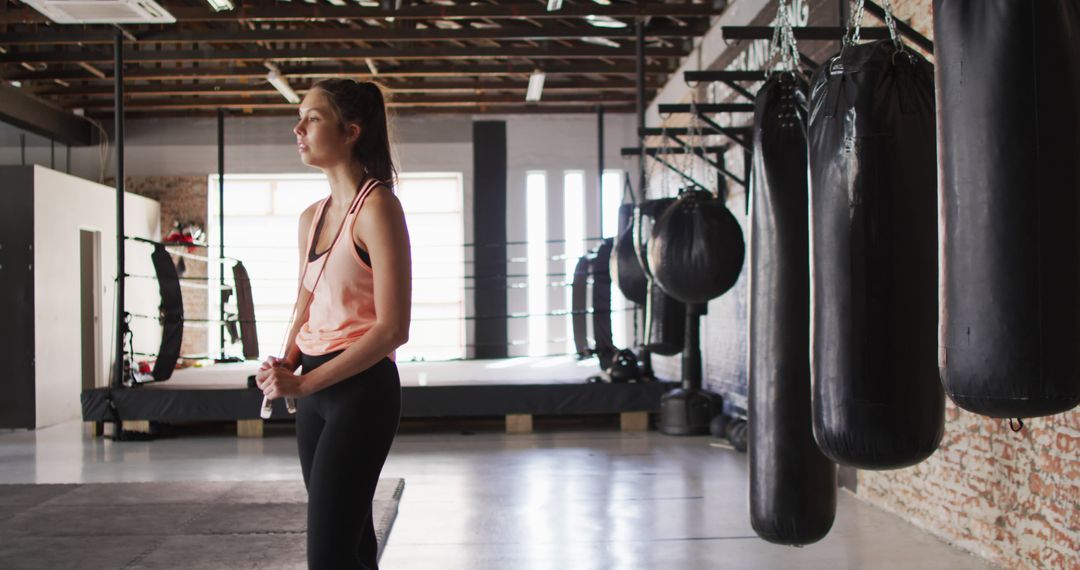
top-left (659, 303), bottom-right (717, 435)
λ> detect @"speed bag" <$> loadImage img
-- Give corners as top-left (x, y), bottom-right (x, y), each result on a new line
top-left (647, 190), bottom-right (745, 305)
top-left (936, 0), bottom-right (1080, 418)
top-left (748, 72), bottom-right (835, 545)
top-left (807, 40), bottom-right (944, 469)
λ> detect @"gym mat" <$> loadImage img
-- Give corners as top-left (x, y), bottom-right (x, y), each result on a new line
top-left (0, 478), bottom-right (404, 569)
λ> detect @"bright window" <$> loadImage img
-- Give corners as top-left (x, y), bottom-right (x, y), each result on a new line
top-left (209, 172), bottom-right (465, 362)
top-left (563, 171), bottom-right (586, 353)
top-left (526, 171), bottom-right (548, 357)
top-left (602, 169), bottom-right (627, 349)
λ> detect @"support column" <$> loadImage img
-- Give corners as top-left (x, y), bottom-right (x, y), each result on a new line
top-left (112, 30), bottom-right (126, 389)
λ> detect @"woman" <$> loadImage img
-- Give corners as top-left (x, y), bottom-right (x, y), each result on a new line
top-left (255, 79), bottom-right (411, 570)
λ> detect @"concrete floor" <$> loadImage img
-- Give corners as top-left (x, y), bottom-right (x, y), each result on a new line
top-left (0, 420), bottom-right (996, 570)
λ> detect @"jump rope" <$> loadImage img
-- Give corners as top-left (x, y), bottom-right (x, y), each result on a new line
top-left (260, 178), bottom-right (378, 419)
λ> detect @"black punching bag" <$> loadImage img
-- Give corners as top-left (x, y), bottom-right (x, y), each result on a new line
top-left (611, 226), bottom-right (648, 305)
top-left (749, 72), bottom-right (835, 545)
top-left (648, 190), bottom-right (745, 305)
top-left (936, 0), bottom-right (1080, 418)
top-left (644, 281), bottom-right (685, 356)
top-left (808, 40), bottom-right (944, 469)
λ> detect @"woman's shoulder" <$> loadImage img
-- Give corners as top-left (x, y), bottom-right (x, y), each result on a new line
top-left (362, 181), bottom-right (402, 213)
top-left (298, 198), bottom-right (324, 233)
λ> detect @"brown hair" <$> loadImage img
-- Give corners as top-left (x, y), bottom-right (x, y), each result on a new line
top-left (311, 79), bottom-right (397, 189)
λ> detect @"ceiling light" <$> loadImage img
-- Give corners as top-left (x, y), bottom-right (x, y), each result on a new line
top-left (365, 58), bottom-right (380, 75)
top-left (204, 0), bottom-right (233, 12)
top-left (546, 0), bottom-right (562, 11)
top-left (265, 63), bottom-right (300, 104)
top-left (586, 15), bottom-right (627, 28)
top-left (581, 36), bottom-right (620, 48)
top-left (592, 0), bottom-right (611, 4)
top-left (325, 0), bottom-right (347, 5)
top-left (525, 70), bottom-right (545, 102)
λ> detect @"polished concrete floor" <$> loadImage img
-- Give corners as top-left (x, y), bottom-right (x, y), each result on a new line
top-left (0, 420), bottom-right (996, 570)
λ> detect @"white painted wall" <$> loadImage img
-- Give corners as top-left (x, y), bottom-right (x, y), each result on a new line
top-left (31, 166), bottom-right (160, 428)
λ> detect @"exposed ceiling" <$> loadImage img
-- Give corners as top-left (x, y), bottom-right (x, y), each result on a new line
top-left (0, 0), bottom-right (727, 118)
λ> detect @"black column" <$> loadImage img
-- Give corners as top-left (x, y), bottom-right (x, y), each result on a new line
top-left (218, 108), bottom-right (226, 359)
top-left (472, 121), bottom-right (508, 359)
top-left (635, 18), bottom-right (646, 204)
top-left (597, 105), bottom-right (605, 235)
top-left (0, 167), bottom-right (36, 428)
top-left (113, 30), bottom-right (125, 389)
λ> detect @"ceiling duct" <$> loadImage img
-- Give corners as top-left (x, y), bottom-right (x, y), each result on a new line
top-left (21, 0), bottom-right (176, 24)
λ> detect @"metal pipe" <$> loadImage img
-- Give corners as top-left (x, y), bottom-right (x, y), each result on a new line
top-left (217, 107), bottom-right (225, 359)
top-left (597, 104), bottom-right (605, 237)
top-left (113, 30), bottom-right (125, 389)
top-left (682, 304), bottom-right (703, 391)
top-left (635, 17), bottom-right (645, 204)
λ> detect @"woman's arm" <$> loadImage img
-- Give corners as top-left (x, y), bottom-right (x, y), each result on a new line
top-left (279, 203), bottom-right (318, 370)
top-left (298, 185), bottom-right (412, 394)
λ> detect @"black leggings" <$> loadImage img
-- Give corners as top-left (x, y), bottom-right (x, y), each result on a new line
top-left (298, 352), bottom-right (401, 570)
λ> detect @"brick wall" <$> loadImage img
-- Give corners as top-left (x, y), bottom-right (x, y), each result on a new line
top-left (858, 405), bottom-right (1080, 569)
top-left (124, 176), bottom-right (209, 358)
top-left (848, 4), bottom-right (1079, 570)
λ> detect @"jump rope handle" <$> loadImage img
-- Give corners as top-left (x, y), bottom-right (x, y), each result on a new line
top-left (259, 395), bottom-right (297, 419)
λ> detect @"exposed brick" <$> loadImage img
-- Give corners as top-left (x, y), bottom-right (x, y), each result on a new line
top-left (124, 176), bottom-right (210, 358)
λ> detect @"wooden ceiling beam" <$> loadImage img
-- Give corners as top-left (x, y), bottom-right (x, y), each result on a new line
top-left (64, 92), bottom-right (644, 110)
top-left (0, 45), bottom-right (687, 65)
top-left (0, 22), bottom-right (706, 45)
top-left (33, 78), bottom-right (658, 97)
top-left (84, 104), bottom-right (638, 118)
top-left (0, 3), bottom-right (723, 25)
top-left (167, 3), bottom-right (723, 22)
top-left (2, 60), bottom-right (675, 82)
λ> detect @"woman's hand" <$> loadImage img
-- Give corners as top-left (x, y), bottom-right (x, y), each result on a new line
top-left (259, 355), bottom-right (298, 373)
top-left (255, 360), bottom-right (307, 400)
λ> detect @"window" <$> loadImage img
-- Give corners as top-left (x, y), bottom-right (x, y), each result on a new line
top-left (526, 171), bottom-right (548, 357)
top-left (395, 173), bottom-right (466, 361)
top-left (563, 171), bottom-right (585, 353)
top-left (602, 169), bottom-right (627, 349)
top-left (208, 172), bottom-right (466, 362)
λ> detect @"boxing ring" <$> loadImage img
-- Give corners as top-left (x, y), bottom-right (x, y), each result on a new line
top-left (81, 354), bottom-right (672, 429)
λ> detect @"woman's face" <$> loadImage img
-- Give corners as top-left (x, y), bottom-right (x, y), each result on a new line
top-left (294, 88), bottom-right (358, 169)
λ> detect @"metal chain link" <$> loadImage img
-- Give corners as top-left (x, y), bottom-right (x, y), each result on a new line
top-left (846, 0), bottom-right (905, 53)
top-left (769, 0), bottom-right (800, 73)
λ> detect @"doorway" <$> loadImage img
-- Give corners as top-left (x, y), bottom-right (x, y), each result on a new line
top-left (80, 229), bottom-right (101, 391)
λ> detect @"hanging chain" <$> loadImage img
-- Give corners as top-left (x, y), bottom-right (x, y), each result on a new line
top-left (846, 0), bottom-right (905, 53)
top-left (684, 96), bottom-right (698, 194)
top-left (880, 0), bottom-right (906, 53)
top-left (846, 0), bottom-right (866, 45)
top-left (770, 0), bottom-right (800, 73)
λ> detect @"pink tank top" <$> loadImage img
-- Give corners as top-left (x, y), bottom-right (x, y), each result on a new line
top-left (295, 178), bottom-right (387, 357)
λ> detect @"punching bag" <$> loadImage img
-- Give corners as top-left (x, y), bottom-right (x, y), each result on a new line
top-left (749, 72), bottom-right (835, 545)
top-left (611, 226), bottom-right (648, 305)
top-left (150, 245), bottom-right (183, 381)
top-left (936, 0), bottom-right (1080, 418)
top-left (644, 281), bottom-right (685, 356)
top-left (808, 39), bottom-right (944, 469)
top-left (647, 190), bottom-right (745, 305)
